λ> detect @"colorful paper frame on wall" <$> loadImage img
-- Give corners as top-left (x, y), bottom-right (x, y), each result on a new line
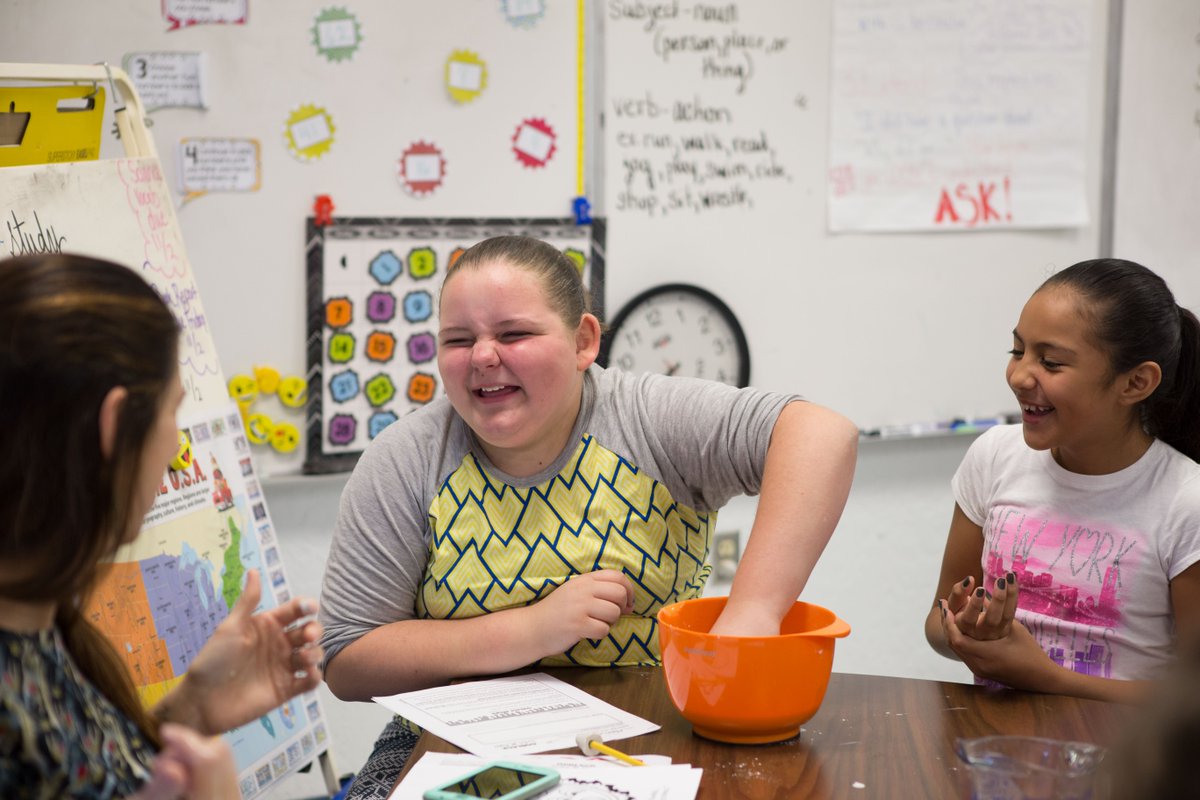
top-left (303, 216), bottom-right (607, 474)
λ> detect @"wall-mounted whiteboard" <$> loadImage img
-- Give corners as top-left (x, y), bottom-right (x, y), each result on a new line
top-left (601, 0), bottom-right (1112, 432)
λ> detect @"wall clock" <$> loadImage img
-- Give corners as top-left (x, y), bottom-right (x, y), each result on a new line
top-left (599, 283), bottom-right (751, 387)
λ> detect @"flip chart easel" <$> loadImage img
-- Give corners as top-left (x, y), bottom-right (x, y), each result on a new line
top-left (0, 62), bottom-right (340, 799)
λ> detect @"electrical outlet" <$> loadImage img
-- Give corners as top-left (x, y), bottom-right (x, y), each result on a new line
top-left (713, 530), bottom-right (740, 581)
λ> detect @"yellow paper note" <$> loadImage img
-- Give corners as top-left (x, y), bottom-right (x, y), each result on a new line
top-left (0, 85), bottom-right (106, 167)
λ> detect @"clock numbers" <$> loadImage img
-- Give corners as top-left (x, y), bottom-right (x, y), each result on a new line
top-left (602, 283), bottom-right (750, 388)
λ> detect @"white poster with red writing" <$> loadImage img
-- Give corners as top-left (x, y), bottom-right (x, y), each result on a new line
top-left (827, 0), bottom-right (1091, 232)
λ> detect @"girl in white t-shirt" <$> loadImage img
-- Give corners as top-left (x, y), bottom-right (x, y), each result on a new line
top-left (925, 258), bottom-right (1200, 704)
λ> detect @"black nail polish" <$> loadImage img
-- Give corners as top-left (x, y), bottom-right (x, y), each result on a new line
top-left (1007, 571), bottom-right (1016, 583)
top-left (985, 591), bottom-right (993, 601)
top-left (962, 577), bottom-right (971, 588)
top-left (997, 578), bottom-right (1007, 591)
top-left (975, 587), bottom-right (985, 598)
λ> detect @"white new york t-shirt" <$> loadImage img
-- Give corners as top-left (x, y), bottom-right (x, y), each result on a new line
top-left (953, 425), bottom-right (1200, 681)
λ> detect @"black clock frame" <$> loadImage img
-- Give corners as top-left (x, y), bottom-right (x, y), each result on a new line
top-left (598, 282), bottom-right (752, 388)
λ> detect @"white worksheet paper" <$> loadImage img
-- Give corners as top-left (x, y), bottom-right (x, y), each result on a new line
top-left (372, 673), bottom-right (661, 758)
top-left (390, 753), bottom-right (701, 800)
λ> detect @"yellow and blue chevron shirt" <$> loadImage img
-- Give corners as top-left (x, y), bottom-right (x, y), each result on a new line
top-left (417, 433), bottom-right (714, 666)
top-left (319, 366), bottom-right (794, 670)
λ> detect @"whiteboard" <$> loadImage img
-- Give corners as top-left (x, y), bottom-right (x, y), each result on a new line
top-left (1111, 0), bottom-right (1200, 312)
top-left (601, 0), bottom-right (1112, 432)
top-left (0, 158), bottom-right (225, 409)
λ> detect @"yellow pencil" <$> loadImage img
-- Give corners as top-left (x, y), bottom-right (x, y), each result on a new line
top-left (576, 732), bottom-right (645, 767)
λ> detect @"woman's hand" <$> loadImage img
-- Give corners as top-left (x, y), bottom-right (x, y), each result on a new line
top-left (157, 570), bottom-right (324, 735)
top-left (528, 570), bottom-right (634, 657)
top-left (129, 723), bottom-right (238, 799)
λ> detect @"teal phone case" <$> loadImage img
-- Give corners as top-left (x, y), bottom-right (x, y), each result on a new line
top-left (422, 760), bottom-right (560, 800)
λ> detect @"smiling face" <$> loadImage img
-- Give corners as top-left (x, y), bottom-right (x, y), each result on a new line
top-left (437, 259), bottom-right (599, 476)
top-left (1007, 286), bottom-right (1152, 474)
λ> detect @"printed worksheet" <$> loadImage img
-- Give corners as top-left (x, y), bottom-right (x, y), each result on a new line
top-left (373, 673), bottom-right (660, 758)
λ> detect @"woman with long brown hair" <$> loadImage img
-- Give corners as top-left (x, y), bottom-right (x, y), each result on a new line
top-left (0, 253), bottom-right (325, 798)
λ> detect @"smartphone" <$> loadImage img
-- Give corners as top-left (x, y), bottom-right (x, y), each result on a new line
top-left (422, 761), bottom-right (560, 800)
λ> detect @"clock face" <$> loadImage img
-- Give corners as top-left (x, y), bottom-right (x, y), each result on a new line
top-left (601, 283), bottom-right (750, 387)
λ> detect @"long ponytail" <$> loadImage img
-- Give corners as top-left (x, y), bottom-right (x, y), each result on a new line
top-left (1154, 307), bottom-right (1200, 461)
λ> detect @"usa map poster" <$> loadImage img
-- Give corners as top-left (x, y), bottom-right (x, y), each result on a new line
top-left (90, 402), bottom-right (329, 797)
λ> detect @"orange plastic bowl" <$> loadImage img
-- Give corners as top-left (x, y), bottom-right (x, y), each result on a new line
top-left (657, 596), bottom-right (850, 744)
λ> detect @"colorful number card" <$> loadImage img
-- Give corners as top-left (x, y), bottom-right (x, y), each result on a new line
top-left (304, 217), bottom-right (606, 474)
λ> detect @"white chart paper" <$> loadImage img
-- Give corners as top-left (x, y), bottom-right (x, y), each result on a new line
top-left (828, 0), bottom-right (1092, 232)
top-left (373, 673), bottom-right (660, 759)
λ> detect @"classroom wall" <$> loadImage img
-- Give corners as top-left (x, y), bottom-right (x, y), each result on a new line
top-left (12, 1), bottom-right (1198, 795)
top-left (1111, 0), bottom-right (1200, 290)
top-left (6, 0), bottom-right (1168, 474)
top-left (1, 0), bottom-right (581, 477)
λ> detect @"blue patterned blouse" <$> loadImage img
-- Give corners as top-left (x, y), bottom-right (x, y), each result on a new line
top-left (0, 627), bottom-right (156, 799)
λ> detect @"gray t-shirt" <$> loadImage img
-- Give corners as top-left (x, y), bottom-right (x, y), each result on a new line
top-left (319, 365), bottom-right (797, 667)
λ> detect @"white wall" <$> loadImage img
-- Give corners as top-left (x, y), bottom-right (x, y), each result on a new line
top-left (263, 432), bottom-right (974, 798)
top-left (1111, 0), bottom-right (1200, 296)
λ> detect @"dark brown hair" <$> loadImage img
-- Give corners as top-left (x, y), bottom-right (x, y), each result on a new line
top-left (442, 235), bottom-right (593, 327)
top-left (0, 253), bottom-right (180, 742)
top-left (1041, 258), bottom-right (1200, 461)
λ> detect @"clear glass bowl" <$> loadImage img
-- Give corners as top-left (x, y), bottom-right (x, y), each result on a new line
top-left (956, 736), bottom-right (1107, 800)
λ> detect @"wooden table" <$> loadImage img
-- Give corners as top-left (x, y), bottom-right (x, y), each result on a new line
top-left (397, 668), bottom-right (1128, 799)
